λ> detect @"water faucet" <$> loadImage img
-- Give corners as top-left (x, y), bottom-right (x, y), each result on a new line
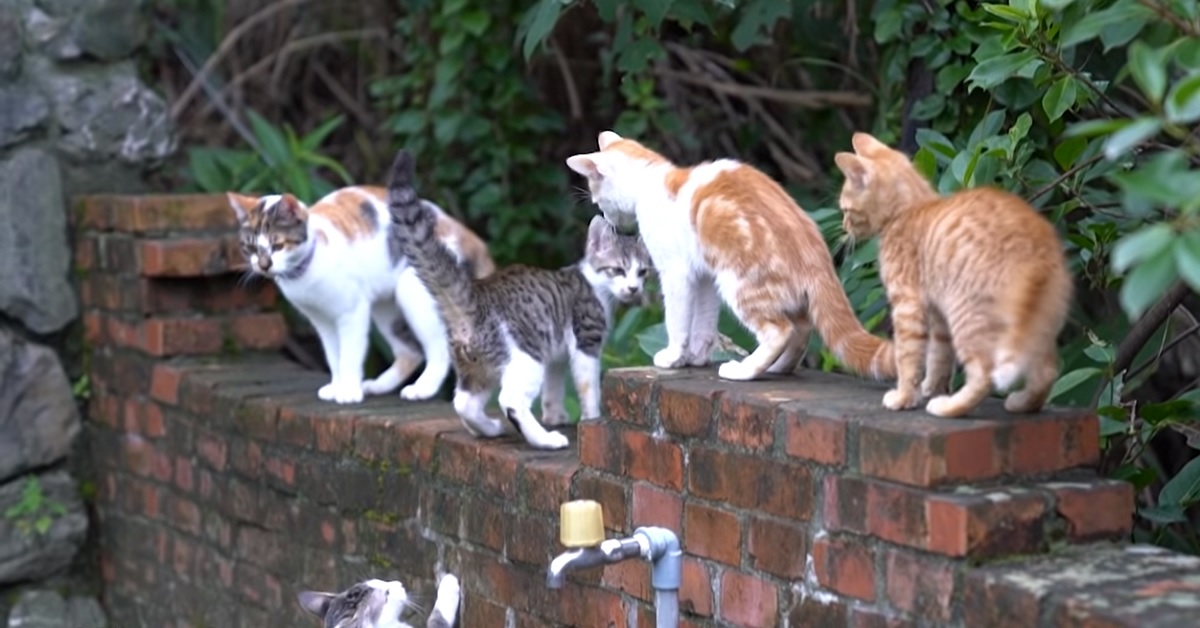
top-left (547, 500), bottom-right (682, 628)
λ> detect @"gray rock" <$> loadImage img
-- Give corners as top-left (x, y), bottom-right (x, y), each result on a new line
top-left (26, 56), bottom-right (175, 164)
top-left (0, 84), bottom-right (51, 148)
top-left (0, 2), bottom-right (25, 80)
top-left (7, 589), bottom-right (107, 628)
top-left (24, 7), bottom-right (80, 60)
top-left (0, 148), bottom-right (78, 334)
top-left (0, 470), bottom-right (87, 585)
top-left (78, 0), bottom-right (146, 61)
top-left (0, 329), bottom-right (81, 484)
top-left (33, 0), bottom-right (91, 16)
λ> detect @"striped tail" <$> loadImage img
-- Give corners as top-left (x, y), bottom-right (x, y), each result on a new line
top-left (807, 263), bottom-right (896, 380)
top-left (386, 150), bottom-right (476, 346)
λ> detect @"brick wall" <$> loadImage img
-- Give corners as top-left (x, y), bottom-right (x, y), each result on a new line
top-left (75, 195), bottom-right (1200, 628)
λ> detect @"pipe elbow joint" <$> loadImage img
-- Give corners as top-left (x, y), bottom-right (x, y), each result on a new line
top-left (634, 526), bottom-right (683, 590)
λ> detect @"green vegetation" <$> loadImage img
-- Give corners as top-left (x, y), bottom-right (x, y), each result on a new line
top-left (5, 477), bottom-right (68, 537)
top-left (149, 0), bottom-right (1200, 552)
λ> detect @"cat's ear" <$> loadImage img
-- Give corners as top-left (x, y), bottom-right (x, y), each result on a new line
top-left (851, 132), bottom-right (887, 155)
top-left (226, 192), bottom-right (259, 223)
top-left (598, 130), bottom-right (622, 150)
top-left (586, 214), bottom-right (616, 251)
top-left (275, 193), bottom-right (306, 219)
top-left (296, 591), bottom-right (334, 619)
top-left (834, 152), bottom-right (870, 189)
top-left (566, 153), bottom-right (610, 179)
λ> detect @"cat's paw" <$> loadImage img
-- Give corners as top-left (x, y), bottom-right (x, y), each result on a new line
top-left (528, 430), bottom-right (570, 450)
top-left (882, 388), bottom-right (918, 410)
top-left (399, 379), bottom-right (440, 401)
top-left (318, 382), bottom-right (338, 401)
top-left (540, 408), bottom-right (571, 427)
top-left (926, 395), bottom-right (969, 418)
top-left (329, 382), bottom-right (365, 404)
top-left (653, 345), bottom-right (688, 369)
top-left (920, 376), bottom-right (951, 399)
top-left (684, 336), bottom-right (715, 366)
top-left (361, 377), bottom-right (395, 396)
top-left (433, 574), bottom-right (461, 621)
top-left (717, 359), bottom-right (759, 381)
top-left (1003, 390), bottom-right (1043, 414)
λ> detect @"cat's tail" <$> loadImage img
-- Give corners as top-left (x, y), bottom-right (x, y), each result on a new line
top-left (387, 150), bottom-right (476, 346)
top-left (807, 267), bottom-right (896, 380)
top-left (992, 262), bottom-right (1071, 390)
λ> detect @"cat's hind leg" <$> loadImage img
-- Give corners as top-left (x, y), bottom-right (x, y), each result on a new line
top-left (570, 349), bottom-right (602, 421)
top-left (396, 268), bottom-right (453, 400)
top-left (684, 275), bottom-right (720, 366)
top-left (499, 351), bottom-right (569, 450)
top-left (539, 357), bottom-right (571, 427)
top-left (920, 309), bottom-right (955, 399)
top-left (362, 301), bottom-right (424, 396)
top-left (1003, 347), bottom-right (1058, 414)
top-left (925, 312), bottom-right (997, 418)
top-left (717, 317), bottom-right (792, 381)
top-left (767, 313), bottom-right (812, 374)
top-left (452, 387), bottom-right (505, 438)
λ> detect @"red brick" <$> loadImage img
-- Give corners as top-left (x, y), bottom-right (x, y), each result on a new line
top-left (681, 557), bottom-right (713, 616)
top-left (748, 516), bottom-right (807, 578)
top-left (138, 237), bottom-right (236, 277)
top-left (265, 455), bottom-right (295, 487)
top-left (143, 401), bottom-right (166, 437)
top-left (577, 421), bottom-right (611, 471)
top-left (850, 608), bottom-right (917, 628)
top-left (150, 363), bottom-right (185, 405)
top-left (813, 535), bottom-right (876, 601)
top-left (392, 418), bottom-right (460, 470)
top-left (523, 457), bottom-right (577, 512)
top-left (622, 429), bottom-right (685, 491)
top-left (73, 196), bottom-right (114, 229)
top-left (717, 390), bottom-right (777, 451)
top-left (602, 559), bottom-right (652, 601)
top-left (719, 570), bottom-right (779, 627)
top-left (571, 472), bottom-right (628, 533)
top-left (885, 549), bottom-right (955, 622)
top-left (790, 597), bottom-right (850, 627)
top-left (688, 446), bottom-right (813, 520)
top-left (1049, 480), bottom-right (1133, 542)
top-left (141, 318), bottom-right (224, 356)
top-left (121, 434), bottom-right (152, 476)
top-left (858, 417), bottom-right (1002, 487)
top-left (824, 475), bottom-right (870, 534)
top-left (172, 535), bottom-right (194, 579)
top-left (150, 450), bottom-right (173, 483)
top-left (463, 597), bottom-right (508, 627)
top-left (74, 234), bottom-right (98, 270)
top-left (83, 312), bottom-right (104, 345)
top-left (683, 501), bottom-right (741, 565)
top-left (631, 482), bottom-right (682, 530)
top-left (230, 438), bottom-right (263, 477)
top-left (312, 417), bottom-right (354, 453)
top-left (784, 408), bottom-right (846, 465)
top-left (171, 497), bottom-right (203, 536)
top-left (275, 408), bottom-right (315, 448)
top-left (602, 368), bottom-right (657, 425)
top-left (227, 312), bottom-right (287, 351)
top-left (477, 445), bottom-right (520, 499)
top-left (196, 430), bottom-right (228, 471)
top-left (923, 490), bottom-right (1046, 558)
top-left (658, 379), bottom-right (719, 437)
top-left (434, 432), bottom-right (481, 484)
top-left (506, 512), bottom-right (557, 566)
top-left (174, 457), bottom-right (195, 493)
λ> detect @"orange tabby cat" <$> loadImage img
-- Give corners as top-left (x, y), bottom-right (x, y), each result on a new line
top-left (567, 131), bottom-right (894, 381)
top-left (833, 132), bottom-right (1071, 417)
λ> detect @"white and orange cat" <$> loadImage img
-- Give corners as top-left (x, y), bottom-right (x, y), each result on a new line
top-left (566, 131), bottom-right (894, 381)
top-left (227, 187), bottom-right (494, 404)
top-left (833, 132), bottom-right (1071, 417)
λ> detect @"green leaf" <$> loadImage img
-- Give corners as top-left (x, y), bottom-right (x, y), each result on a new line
top-left (594, 0), bottom-right (621, 21)
top-left (1165, 72), bottom-right (1200, 124)
top-left (461, 9), bottom-right (492, 36)
top-left (730, 0), bottom-right (791, 51)
top-left (874, 8), bottom-right (902, 44)
top-left (1102, 117), bottom-right (1161, 160)
top-left (35, 516), bottom-right (51, 535)
top-left (1053, 136), bottom-right (1088, 170)
top-left (1110, 150), bottom-right (1200, 209)
top-left (633, 0), bottom-right (674, 28)
top-left (440, 0), bottom-right (469, 16)
top-left (1159, 456), bottom-right (1200, 509)
top-left (1174, 232), bottom-right (1200, 291)
top-left (915, 129), bottom-right (957, 162)
top-left (246, 111), bottom-right (290, 167)
top-left (966, 50), bottom-right (1037, 91)
top-left (1064, 118), bottom-right (1131, 139)
top-left (1060, 0), bottom-right (1146, 48)
top-left (1119, 245), bottom-right (1178, 320)
top-left (1042, 76), bottom-right (1077, 122)
top-left (1140, 504), bottom-right (1188, 524)
top-left (1128, 41), bottom-right (1168, 104)
top-left (912, 147), bottom-right (938, 181)
top-left (617, 37), bottom-right (665, 73)
top-left (635, 323), bottom-right (668, 358)
top-left (1112, 223), bottom-right (1174, 273)
top-left (521, 0), bottom-right (564, 60)
top-left (1049, 367), bottom-right (1102, 401)
top-left (981, 4), bottom-right (1029, 22)
top-left (300, 115), bottom-right (346, 152)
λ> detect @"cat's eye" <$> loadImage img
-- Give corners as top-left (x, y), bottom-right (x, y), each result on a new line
top-left (271, 241), bottom-right (285, 251)
top-left (637, 268), bottom-right (649, 277)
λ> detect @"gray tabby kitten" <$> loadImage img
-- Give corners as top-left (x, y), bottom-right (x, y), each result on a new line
top-left (386, 149), bottom-right (652, 450)
top-left (297, 573), bottom-right (459, 628)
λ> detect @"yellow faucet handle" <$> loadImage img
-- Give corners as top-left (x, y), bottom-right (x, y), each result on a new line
top-left (559, 500), bottom-right (605, 548)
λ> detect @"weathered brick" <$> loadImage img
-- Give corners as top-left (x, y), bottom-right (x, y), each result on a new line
top-left (813, 535), bottom-right (876, 601)
top-left (461, 497), bottom-right (505, 552)
top-left (174, 456), bottom-right (195, 493)
top-left (571, 471), bottom-right (628, 533)
top-left (1048, 480), bottom-right (1133, 542)
top-left (1007, 410), bottom-right (1100, 475)
top-left (719, 570), bottom-right (779, 627)
top-left (150, 363), bottom-right (186, 405)
top-left (476, 444), bottom-right (520, 499)
top-left (789, 596), bottom-right (849, 627)
top-left (602, 559), bottom-right (652, 601)
top-left (717, 390), bottom-right (778, 451)
top-left (688, 446), bottom-right (813, 520)
top-left (683, 501), bottom-right (741, 566)
top-left (849, 608), bottom-right (917, 628)
top-left (141, 318), bottom-right (224, 356)
top-left (227, 312), bottom-right (288, 351)
top-left (523, 456), bottom-right (577, 512)
top-left (658, 378), bottom-right (720, 437)
top-left (139, 237), bottom-right (238, 277)
top-left (264, 453), bottom-right (296, 489)
top-left (923, 489), bottom-right (1046, 558)
top-left (463, 596), bottom-right (508, 627)
top-left (98, 233), bottom-right (138, 272)
top-left (195, 430), bottom-right (228, 471)
top-left (783, 403), bottom-right (847, 466)
top-left (89, 194), bottom-right (240, 233)
top-left (312, 415), bottom-right (354, 454)
top-left (602, 368), bottom-right (658, 425)
top-left (170, 496), bottom-right (203, 537)
top-left (631, 482), bottom-right (682, 530)
top-left (681, 557), bottom-right (713, 616)
top-left (885, 549), bottom-right (956, 622)
top-left (748, 516), bottom-right (807, 578)
top-left (172, 534), bottom-right (195, 580)
top-left (577, 420), bottom-right (611, 471)
top-left (622, 428), bottom-right (685, 491)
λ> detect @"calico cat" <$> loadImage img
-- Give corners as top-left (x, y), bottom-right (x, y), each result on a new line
top-left (227, 187), bottom-right (495, 404)
top-left (385, 149), bottom-right (651, 450)
top-left (298, 573), bottom-right (460, 628)
top-left (833, 132), bottom-right (1071, 417)
top-left (566, 131), bottom-right (895, 382)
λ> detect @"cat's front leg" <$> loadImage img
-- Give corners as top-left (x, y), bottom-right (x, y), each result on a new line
top-left (309, 315), bottom-right (343, 402)
top-left (882, 295), bottom-right (927, 411)
top-left (684, 274), bottom-right (720, 366)
top-left (654, 268), bottom-right (694, 369)
top-left (328, 302), bottom-right (372, 404)
top-left (426, 574), bottom-right (461, 628)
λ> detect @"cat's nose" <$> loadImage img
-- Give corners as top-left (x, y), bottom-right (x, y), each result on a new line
top-left (257, 256), bottom-right (272, 271)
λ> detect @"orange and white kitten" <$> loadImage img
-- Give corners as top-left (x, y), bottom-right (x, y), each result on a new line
top-left (834, 132), bottom-right (1071, 417)
top-left (567, 131), bottom-right (894, 381)
top-left (227, 187), bottom-right (494, 404)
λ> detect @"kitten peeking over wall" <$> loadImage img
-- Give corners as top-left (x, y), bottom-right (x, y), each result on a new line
top-left (566, 131), bottom-right (894, 382)
top-left (386, 148), bottom-right (652, 450)
top-left (298, 573), bottom-right (460, 628)
top-left (227, 186), bottom-right (495, 404)
top-left (834, 132), bottom-right (1071, 418)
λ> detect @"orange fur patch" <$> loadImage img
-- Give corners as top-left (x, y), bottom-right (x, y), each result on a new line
top-left (308, 188), bottom-right (378, 240)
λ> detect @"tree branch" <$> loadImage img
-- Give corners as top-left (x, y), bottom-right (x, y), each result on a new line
top-left (1093, 281), bottom-right (1195, 407)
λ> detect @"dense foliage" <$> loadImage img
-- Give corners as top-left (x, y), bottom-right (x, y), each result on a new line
top-left (147, 0), bottom-right (1200, 551)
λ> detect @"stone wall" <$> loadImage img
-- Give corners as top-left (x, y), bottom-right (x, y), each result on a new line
top-left (0, 1), bottom-right (172, 626)
top-left (74, 194), bottom-right (1200, 628)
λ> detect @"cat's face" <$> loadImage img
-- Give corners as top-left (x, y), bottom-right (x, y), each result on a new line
top-left (833, 132), bottom-right (924, 239)
top-left (297, 579), bottom-right (411, 628)
top-left (583, 214), bottom-right (653, 303)
top-left (566, 131), bottom-right (650, 236)
top-left (226, 192), bottom-right (311, 278)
